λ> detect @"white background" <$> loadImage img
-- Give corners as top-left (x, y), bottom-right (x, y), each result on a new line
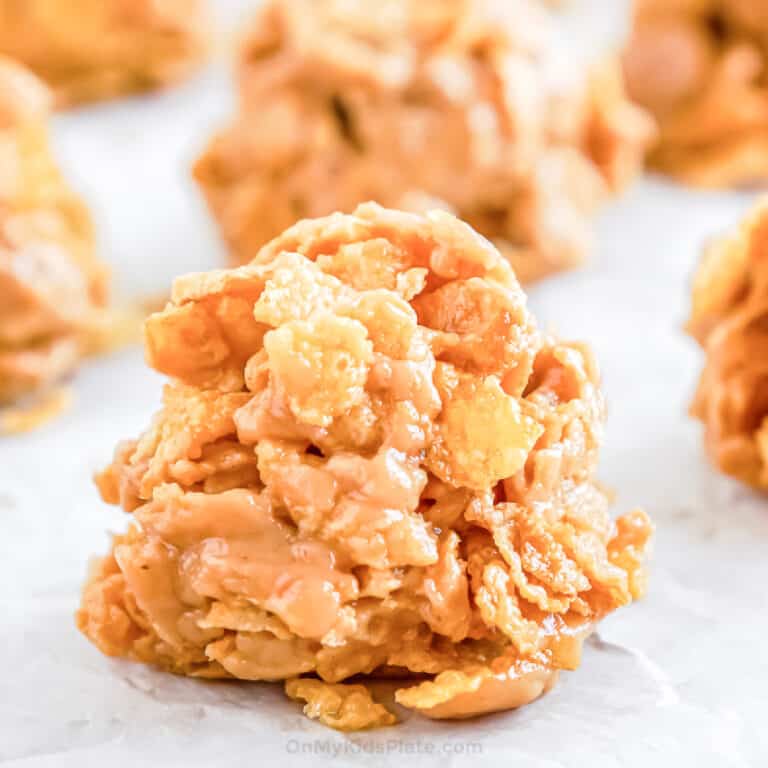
top-left (1, 2), bottom-right (766, 766)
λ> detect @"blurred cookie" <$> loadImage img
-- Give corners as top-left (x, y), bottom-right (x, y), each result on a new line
top-left (0, 57), bottom-right (106, 409)
top-left (195, 0), bottom-right (652, 283)
top-left (624, 0), bottom-right (768, 186)
top-left (0, 0), bottom-right (210, 106)
top-left (689, 199), bottom-right (768, 486)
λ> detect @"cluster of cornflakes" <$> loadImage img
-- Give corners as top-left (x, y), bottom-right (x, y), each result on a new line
top-left (195, 0), bottom-right (652, 283)
top-left (77, 203), bottom-right (652, 730)
top-left (688, 199), bottom-right (768, 487)
top-left (0, 57), bottom-right (107, 419)
top-left (0, 0), bottom-right (210, 106)
top-left (624, 0), bottom-right (768, 186)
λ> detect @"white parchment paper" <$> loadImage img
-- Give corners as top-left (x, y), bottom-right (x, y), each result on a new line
top-left (1, 2), bottom-right (766, 766)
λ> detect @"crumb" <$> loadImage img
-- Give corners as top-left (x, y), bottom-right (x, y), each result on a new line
top-left (195, 0), bottom-right (652, 283)
top-left (285, 678), bottom-right (396, 730)
top-left (76, 203), bottom-right (653, 729)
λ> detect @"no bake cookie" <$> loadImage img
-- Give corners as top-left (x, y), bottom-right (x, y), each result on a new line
top-left (689, 199), bottom-right (768, 486)
top-left (0, 57), bottom-right (106, 412)
top-left (624, 0), bottom-right (768, 186)
top-left (0, 0), bottom-right (210, 106)
top-left (195, 0), bottom-right (652, 283)
top-left (77, 203), bottom-right (652, 729)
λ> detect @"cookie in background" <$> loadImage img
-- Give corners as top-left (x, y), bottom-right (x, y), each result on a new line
top-left (0, 0), bottom-right (211, 107)
top-left (195, 0), bottom-right (653, 284)
top-left (688, 199), bottom-right (768, 488)
top-left (624, 0), bottom-right (768, 187)
top-left (0, 57), bottom-right (109, 432)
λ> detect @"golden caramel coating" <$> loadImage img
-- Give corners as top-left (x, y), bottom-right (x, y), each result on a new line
top-left (624, 0), bottom-right (768, 186)
top-left (194, 0), bottom-right (652, 283)
top-left (0, 57), bottom-right (106, 406)
top-left (689, 199), bottom-right (768, 487)
top-left (0, 0), bottom-right (210, 106)
top-left (77, 204), bottom-right (652, 729)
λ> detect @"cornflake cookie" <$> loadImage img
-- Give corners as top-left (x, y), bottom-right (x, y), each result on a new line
top-left (194, 0), bottom-right (652, 284)
top-left (0, 57), bottom-right (107, 419)
top-left (688, 199), bottom-right (768, 487)
top-left (0, 0), bottom-right (210, 106)
top-left (77, 204), bottom-right (653, 730)
top-left (624, 0), bottom-right (768, 186)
